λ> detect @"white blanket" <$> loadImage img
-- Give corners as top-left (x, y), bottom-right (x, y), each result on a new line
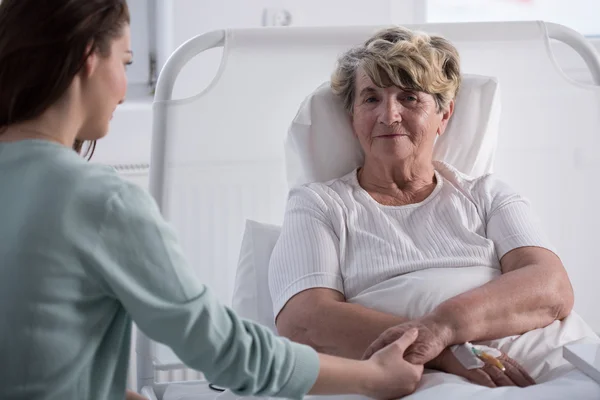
top-left (164, 266), bottom-right (600, 400)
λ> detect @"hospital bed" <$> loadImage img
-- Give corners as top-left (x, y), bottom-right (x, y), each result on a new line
top-left (138, 21), bottom-right (600, 399)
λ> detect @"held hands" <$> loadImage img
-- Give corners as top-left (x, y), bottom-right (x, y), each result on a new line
top-left (363, 318), bottom-right (536, 390)
top-left (361, 328), bottom-right (424, 399)
top-left (363, 318), bottom-right (452, 365)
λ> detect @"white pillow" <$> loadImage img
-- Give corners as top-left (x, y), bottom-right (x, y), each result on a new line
top-left (285, 74), bottom-right (500, 187)
top-left (232, 219), bottom-right (281, 332)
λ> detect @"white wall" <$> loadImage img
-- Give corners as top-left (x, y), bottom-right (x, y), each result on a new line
top-left (162, 0), bottom-right (398, 100)
top-left (426, 0), bottom-right (600, 36)
top-left (99, 0), bottom-right (600, 171)
top-left (423, 0), bottom-right (600, 85)
top-left (94, 0), bottom-right (404, 169)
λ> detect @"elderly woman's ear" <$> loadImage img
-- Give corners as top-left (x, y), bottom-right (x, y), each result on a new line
top-left (437, 99), bottom-right (455, 136)
top-left (348, 111), bottom-right (358, 137)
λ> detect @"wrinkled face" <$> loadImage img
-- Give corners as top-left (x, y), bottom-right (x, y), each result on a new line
top-left (351, 67), bottom-right (452, 164)
top-left (78, 25), bottom-right (132, 141)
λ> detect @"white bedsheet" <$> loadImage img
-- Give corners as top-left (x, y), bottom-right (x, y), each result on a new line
top-left (164, 369), bottom-right (600, 400)
top-left (164, 267), bottom-right (600, 400)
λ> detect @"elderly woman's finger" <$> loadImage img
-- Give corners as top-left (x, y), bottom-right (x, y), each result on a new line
top-left (482, 364), bottom-right (516, 387)
top-left (363, 328), bottom-right (406, 360)
top-left (464, 369), bottom-right (496, 388)
top-left (405, 346), bottom-right (430, 365)
top-left (502, 357), bottom-right (536, 386)
top-left (501, 361), bottom-right (533, 388)
top-left (362, 345), bottom-right (374, 360)
top-left (363, 337), bottom-right (387, 360)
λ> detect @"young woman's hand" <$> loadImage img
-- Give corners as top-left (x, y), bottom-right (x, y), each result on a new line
top-left (363, 318), bottom-right (451, 366)
top-left (360, 328), bottom-right (424, 399)
top-left (310, 329), bottom-right (424, 399)
top-left (125, 390), bottom-right (148, 400)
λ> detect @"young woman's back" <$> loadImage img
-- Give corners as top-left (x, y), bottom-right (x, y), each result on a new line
top-left (0, 137), bottom-right (321, 400)
top-left (0, 140), bottom-right (137, 399)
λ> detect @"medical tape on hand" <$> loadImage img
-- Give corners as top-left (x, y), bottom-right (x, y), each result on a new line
top-left (450, 342), bottom-right (502, 370)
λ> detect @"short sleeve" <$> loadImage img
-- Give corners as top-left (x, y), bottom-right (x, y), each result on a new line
top-left (91, 182), bottom-right (319, 399)
top-left (477, 175), bottom-right (556, 259)
top-left (269, 185), bottom-right (344, 319)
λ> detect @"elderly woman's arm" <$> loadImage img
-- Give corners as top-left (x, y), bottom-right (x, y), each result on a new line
top-left (433, 246), bottom-right (573, 345)
top-left (271, 185), bottom-right (409, 360)
top-left (279, 286), bottom-right (537, 388)
top-left (364, 176), bottom-right (575, 364)
top-left (364, 246), bottom-right (573, 364)
top-left (277, 288), bottom-right (408, 360)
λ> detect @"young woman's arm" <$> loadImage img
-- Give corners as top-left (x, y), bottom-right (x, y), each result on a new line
top-left (93, 183), bottom-right (422, 400)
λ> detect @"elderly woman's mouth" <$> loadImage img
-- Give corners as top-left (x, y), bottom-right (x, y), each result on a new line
top-left (377, 134), bottom-right (408, 138)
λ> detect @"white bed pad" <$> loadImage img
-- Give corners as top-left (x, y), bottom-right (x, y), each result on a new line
top-left (163, 359), bottom-right (600, 400)
top-left (143, 21), bottom-right (600, 399)
top-left (164, 369), bottom-right (600, 400)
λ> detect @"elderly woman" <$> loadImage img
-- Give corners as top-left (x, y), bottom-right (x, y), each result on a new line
top-left (269, 26), bottom-right (576, 388)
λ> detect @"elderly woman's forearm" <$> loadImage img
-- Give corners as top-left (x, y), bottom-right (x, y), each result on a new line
top-left (278, 297), bottom-right (407, 360)
top-left (428, 263), bottom-right (574, 345)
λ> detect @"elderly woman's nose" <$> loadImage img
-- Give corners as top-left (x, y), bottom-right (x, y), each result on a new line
top-left (379, 100), bottom-right (402, 125)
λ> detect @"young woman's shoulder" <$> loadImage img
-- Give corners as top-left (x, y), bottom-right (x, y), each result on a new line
top-left (77, 162), bottom-right (155, 217)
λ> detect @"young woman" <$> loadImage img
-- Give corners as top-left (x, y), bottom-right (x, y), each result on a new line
top-left (0, 1), bottom-right (423, 399)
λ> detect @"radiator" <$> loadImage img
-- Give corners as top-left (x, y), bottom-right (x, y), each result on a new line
top-left (117, 160), bottom-right (287, 389)
top-left (127, 326), bottom-right (205, 391)
top-left (112, 163), bottom-right (151, 189)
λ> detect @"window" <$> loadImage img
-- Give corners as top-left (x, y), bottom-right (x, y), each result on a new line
top-left (426, 0), bottom-right (600, 37)
top-left (125, 0), bottom-right (156, 100)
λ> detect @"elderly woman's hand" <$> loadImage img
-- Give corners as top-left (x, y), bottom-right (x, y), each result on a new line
top-left (429, 348), bottom-right (536, 388)
top-left (362, 318), bottom-right (453, 364)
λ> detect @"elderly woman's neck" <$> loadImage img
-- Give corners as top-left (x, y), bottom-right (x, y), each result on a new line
top-left (358, 159), bottom-right (437, 206)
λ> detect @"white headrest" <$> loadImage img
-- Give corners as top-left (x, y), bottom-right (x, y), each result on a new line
top-left (285, 74), bottom-right (501, 186)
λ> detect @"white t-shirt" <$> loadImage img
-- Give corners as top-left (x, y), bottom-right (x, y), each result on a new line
top-left (269, 161), bottom-right (554, 318)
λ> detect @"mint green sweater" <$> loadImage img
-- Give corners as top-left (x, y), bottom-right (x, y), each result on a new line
top-left (0, 140), bottom-right (319, 400)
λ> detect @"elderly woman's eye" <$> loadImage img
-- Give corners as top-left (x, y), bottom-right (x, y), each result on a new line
top-left (403, 95), bottom-right (417, 102)
top-left (365, 97), bottom-right (378, 103)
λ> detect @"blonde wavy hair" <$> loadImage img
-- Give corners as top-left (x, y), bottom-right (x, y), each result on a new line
top-left (331, 26), bottom-right (461, 113)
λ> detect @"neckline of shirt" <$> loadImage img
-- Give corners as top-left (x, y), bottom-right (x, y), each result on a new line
top-left (349, 167), bottom-right (444, 211)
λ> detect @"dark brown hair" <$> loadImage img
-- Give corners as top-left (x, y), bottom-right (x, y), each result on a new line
top-left (0, 0), bottom-right (130, 159)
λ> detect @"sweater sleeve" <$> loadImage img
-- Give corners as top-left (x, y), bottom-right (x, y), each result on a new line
top-left (91, 182), bottom-right (319, 399)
